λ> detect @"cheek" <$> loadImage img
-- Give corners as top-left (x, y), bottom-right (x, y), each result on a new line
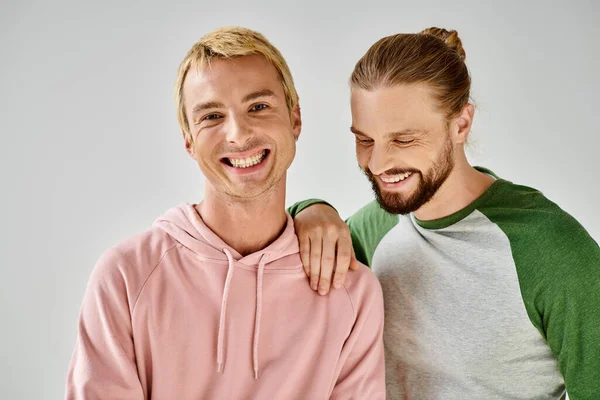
top-left (420, 146), bottom-right (444, 168)
top-left (392, 145), bottom-right (431, 166)
top-left (193, 134), bottom-right (220, 164)
top-left (275, 132), bottom-right (297, 164)
top-left (254, 112), bottom-right (289, 128)
top-left (263, 117), bottom-right (296, 145)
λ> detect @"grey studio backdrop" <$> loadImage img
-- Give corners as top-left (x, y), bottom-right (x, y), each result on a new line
top-left (1, 0), bottom-right (598, 398)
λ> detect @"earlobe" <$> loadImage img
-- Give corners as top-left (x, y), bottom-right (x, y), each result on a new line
top-left (454, 103), bottom-right (474, 144)
top-left (183, 131), bottom-right (197, 160)
top-left (187, 147), bottom-right (197, 161)
top-left (292, 104), bottom-right (302, 140)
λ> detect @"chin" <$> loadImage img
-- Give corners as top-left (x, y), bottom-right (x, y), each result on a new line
top-left (231, 182), bottom-right (277, 200)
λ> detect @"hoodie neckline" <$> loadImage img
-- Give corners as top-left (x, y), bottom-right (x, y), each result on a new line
top-left (157, 203), bottom-right (300, 269)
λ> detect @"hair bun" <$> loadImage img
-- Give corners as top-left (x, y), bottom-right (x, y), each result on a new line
top-left (420, 27), bottom-right (466, 61)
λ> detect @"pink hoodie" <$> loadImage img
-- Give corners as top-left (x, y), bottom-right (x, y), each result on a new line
top-left (65, 203), bottom-right (385, 399)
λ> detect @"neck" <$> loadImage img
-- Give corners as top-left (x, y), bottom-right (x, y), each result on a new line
top-left (413, 152), bottom-right (495, 221)
top-left (198, 177), bottom-right (288, 256)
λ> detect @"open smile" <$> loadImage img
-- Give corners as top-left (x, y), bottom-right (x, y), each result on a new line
top-left (222, 149), bottom-right (269, 168)
top-left (378, 171), bottom-right (416, 189)
top-left (220, 149), bottom-right (271, 175)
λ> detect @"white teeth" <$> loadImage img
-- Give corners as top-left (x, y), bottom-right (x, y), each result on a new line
top-left (381, 172), bottom-right (412, 183)
top-left (228, 150), bottom-right (267, 168)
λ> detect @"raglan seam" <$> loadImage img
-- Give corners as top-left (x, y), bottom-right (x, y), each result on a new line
top-left (110, 243), bottom-right (180, 316)
top-left (342, 284), bottom-right (357, 321)
top-left (476, 208), bottom-right (548, 341)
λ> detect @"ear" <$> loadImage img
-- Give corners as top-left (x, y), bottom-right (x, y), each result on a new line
top-left (183, 131), bottom-right (197, 160)
top-left (290, 103), bottom-right (302, 141)
top-left (450, 103), bottom-right (474, 145)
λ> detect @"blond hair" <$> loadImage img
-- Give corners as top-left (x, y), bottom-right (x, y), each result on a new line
top-left (351, 27), bottom-right (470, 120)
top-left (174, 26), bottom-right (299, 143)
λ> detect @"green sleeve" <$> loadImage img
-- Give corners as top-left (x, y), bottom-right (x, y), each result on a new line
top-left (288, 198), bottom-right (399, 267)
top-left (287, 199), bottom-right (337, 217)
top-left (481, 184), bottom-right (600, 399)
top-left (346, 201), bottom-right (399, 267)
top-left (543, 234), bottom-right (600, 399)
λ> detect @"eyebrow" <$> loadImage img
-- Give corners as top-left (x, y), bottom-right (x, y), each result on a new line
top-left (191, 101), bottom-right (225, 115)
top-left (190, 89), bottom-right (277, 116)
top-left (350, 126), bottom-right (428, 138)
top-left (242, 89), bottom-right (276, 103)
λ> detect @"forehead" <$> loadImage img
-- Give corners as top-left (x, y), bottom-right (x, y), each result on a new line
top-left (350, 84), bottom-right (445, 135)
top-left (182, 54), bottom-right (284, 105)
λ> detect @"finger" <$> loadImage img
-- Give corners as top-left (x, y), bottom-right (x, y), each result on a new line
top-left (318, 235), bottom-right (337, 295)
top-left (349, 246), bottom-right (361, 270)
top-left (309, 235), bottom-right (322, 292)
top-left (349, 257), bottom-right (361, 271)
top-left (333, 237), bottom-right (353, 289)
top-left (299, 234), bottom-right (311, 277)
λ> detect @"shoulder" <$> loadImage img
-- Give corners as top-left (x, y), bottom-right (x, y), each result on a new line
top-left (341, 262), bottom-right (384, 318)
top-left (87, 226), bottom-right (180, 311)
top-left (482, 179), bottom-right (595, 249)
top-left (109, 226), bottom-right (180, 272)
top-left (346, 201), bottom-right (401, 266)
top-left (481, 179), bottom-right (599, 286)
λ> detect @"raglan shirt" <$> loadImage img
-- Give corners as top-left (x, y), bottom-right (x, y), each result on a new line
top-left (289, 168), bottom-right (600, 399)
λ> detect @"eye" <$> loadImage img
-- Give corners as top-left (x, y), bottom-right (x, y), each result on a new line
top-left (203, 113), bottom-right (223, 121)
top-left (356, 137), bottom-right (374, 146)
top-left (395, 139), bottom-right (414, 145)
top-left (250, 103), bottom-right (269, 112)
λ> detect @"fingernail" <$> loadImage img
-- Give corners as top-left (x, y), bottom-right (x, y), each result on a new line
top-left (333, 280), bottom-right (341, 289)
top-left (318, 285), bottom-right (328, 295)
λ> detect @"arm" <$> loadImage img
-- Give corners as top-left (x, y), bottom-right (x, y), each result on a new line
top-left (329, 269), bottom-right (386, 399)
top-left (288, 200), bottom-right (360, 295)
top-left (288, 199), bottom-right (399, 294)
top-left (65, 249), bottom-right (144, 399)
top-left (542, 235), bottom-right (600, 399)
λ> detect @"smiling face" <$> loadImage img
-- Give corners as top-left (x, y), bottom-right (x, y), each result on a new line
top-left (351, 83), bottom-right (456, 215)
top-left (182, 54), bottom-right (301, 200)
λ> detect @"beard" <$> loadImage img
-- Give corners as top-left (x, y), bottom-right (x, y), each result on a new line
top-left (363, 136), bottom-right (455, 215)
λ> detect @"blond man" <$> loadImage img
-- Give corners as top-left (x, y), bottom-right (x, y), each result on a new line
top-left (65, 27), bottom-right (385, 399)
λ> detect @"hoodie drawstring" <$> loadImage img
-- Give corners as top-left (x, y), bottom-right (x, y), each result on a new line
top-left (217, 249), bottom-right (267, 380)
top-left (253, 254), bottom-right (267, 379)
top-left (217, 248), bottom-right (236, 373)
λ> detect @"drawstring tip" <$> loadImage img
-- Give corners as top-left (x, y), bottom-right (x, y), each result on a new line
top-left (254, 370), bottom-right (259, 380)
top-left (217, 363), bottom-right (223, 373)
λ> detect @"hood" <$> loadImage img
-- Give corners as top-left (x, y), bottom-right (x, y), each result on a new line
top-left (153, 203), bottom-right (299, 267)
top-left (152, 202), bottom-right (300, 379)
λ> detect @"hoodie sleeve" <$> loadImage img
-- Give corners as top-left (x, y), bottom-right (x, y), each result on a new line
top-left (65, 249), bottom-right (145, 400)
top-left (329, 267), bottom-right (386, 399)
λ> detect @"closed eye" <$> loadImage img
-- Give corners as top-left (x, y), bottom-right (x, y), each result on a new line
top-left (356, 137), bottom-right (374, 145)
top-left (395, 139), bottom-right (414, 145)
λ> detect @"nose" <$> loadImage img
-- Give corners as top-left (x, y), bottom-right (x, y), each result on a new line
top-left (368, 143), bottom-right (395, 176)
top-left (225, 115), bottom-right (253, 145)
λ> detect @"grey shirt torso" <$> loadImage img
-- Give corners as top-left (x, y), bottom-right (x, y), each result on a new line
top-left (373, 211), bottom-right (564, 400)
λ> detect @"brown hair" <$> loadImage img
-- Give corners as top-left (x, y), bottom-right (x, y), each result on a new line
top-left (350, 27), bottom-right (470, 120)
top-left (174, 26), bottom-right (299, 143)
